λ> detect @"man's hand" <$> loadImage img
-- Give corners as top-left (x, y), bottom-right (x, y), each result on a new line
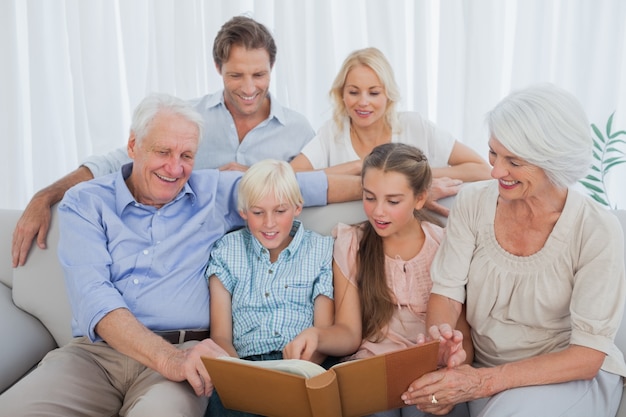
top-left (155, 338), bottom-right (228, 397)
top-left (425, 177), bottom-right (462, 217)
top-left (12, 194), bottom-right (52, 267)
top-left (218, 162), bottom-right (249, 172)
top-left (12, 166), bottom-right (94, 267)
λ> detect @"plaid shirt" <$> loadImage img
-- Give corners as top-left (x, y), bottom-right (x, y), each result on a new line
top-left (205, 220), bottom-right (334, 357)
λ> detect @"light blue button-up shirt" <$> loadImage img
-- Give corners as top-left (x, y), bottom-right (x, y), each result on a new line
top-left (206, 220), bottom-right (334, 357)
top-left (58, 164), bottom-right (327, 342)
top-left (83, 91), bottom-right (315, 177)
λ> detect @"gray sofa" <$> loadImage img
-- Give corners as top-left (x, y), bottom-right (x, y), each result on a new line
top-left (1, 200), bottom-right (626, 415)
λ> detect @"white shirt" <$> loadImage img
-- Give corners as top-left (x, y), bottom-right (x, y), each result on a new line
top-left (300, 112), bottom-right (456, 169)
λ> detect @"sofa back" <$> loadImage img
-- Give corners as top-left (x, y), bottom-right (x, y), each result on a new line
top-left (5, 201), bottom-right (626, 355)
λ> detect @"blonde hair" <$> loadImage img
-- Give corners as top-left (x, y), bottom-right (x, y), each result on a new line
top-left (237, 159), bottom-right (303, 212)
top-left (329, 47), bottom-right (401, 134)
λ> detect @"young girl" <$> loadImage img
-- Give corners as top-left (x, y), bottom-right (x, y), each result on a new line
top-left (205, 159), bottom-right (335, 417)
top-left (287, 143), bottom-right (470, 417)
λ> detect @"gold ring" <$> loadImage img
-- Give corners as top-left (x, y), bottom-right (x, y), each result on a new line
top-left (431, 394), bottom-right (438, 404)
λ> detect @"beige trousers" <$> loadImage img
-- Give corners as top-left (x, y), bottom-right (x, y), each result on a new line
top-left (0, 337), bottom-right (208, 417)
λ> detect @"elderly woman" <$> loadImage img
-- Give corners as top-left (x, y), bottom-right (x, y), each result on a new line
top-left (404, 83), bottom-right (626, 417)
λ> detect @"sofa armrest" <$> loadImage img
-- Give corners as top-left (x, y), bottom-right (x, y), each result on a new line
top-left (0, 209), bottom-right (22, 289)
top-left (11, 204), bottom-right (73, 347)
top-left (0, 283), bottom-right (57, 394)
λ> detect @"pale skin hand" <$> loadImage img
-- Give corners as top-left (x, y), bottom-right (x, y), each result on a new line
top-left (425, 177), bottom-right (463, 217)
top-left (95, 308), bottom-right (225, 397)
top-left (218, 161), bottom-right (249, 172)
top-left (211, 269), bottom-right (334, 364)
top-left (12, 166), bottom-right (94, 267)
top-left (403, 344), bottom-right (605, 415)
top-left (416, 323), bottom-right (466, 369)
top-left (284, 261), bottom-right (363, 359)
top-left (283, 295), bottom-right (334, 364)
top-left (406, 295), bottom-right (606, 413)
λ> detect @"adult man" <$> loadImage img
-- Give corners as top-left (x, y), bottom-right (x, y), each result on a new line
top-left (12, 15), bottom-right (314, 267)
top-left (0, 94), bottom-right (356, 417)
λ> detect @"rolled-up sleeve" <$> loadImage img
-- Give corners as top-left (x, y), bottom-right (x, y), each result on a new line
top-left (57, 193), bottom-right (129, 342)
top-left (296, 170), bottom-right (328, 207)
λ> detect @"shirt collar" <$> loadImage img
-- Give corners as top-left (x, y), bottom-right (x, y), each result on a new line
top-left (249, 219), bottom-right (304, 261)
top-left (204, 89), bottom-right (286, 127)
top-left (114, 163), bottom-right (197, 215)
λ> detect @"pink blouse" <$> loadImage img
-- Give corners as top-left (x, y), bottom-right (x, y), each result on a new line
top-left (333, 221), bottom-right (444, 359)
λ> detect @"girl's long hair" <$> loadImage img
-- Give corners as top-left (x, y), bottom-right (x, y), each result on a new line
top-left (357, 143), bottom-right (437, 341)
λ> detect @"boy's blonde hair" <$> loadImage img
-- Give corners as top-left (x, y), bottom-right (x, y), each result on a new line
top-left (237, 159), bottom-right (304, 212)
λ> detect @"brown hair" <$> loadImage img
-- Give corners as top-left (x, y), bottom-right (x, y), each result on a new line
top-left (357, 143), bottom-right (437, 341)
top-left (213, 16), bottom-right (277, 70)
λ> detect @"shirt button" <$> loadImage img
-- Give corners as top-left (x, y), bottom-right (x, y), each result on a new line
top-left (264, 292), bottom-right (270, 297)
top-left (268, 269), bottom-right (273, 274)
top-left (133, 279), bottom-right (139, 284)
top-left (274, 331), bottom-right (279, 336)
top-left (143, 249), bottom-right (149, 255)
top-left (284, 284), bottom-right (288, 289)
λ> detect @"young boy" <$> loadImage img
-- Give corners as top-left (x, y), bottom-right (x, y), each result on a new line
top-left (205, 159), bottom-right (335, 417)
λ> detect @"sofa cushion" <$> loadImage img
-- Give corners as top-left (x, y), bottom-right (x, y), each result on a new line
top-left (0, 282), bottom-right (57, 393)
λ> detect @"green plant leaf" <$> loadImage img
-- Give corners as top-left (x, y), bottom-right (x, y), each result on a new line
top-left (608, 130), bottom-right (626, 139)
top-left (606, 146), bottom-right (625, 155)
top-left (584, 174), bottom-right (602, 182)
top-left (607, 139), bottom-right (626, 147)
top-left (592, 141), bottom-right (603, 152)
top-left (579, 180), bottom-right (605, 194)
top-left (606, 112), bottom-right (615, 137)
top-left (605, 160), bottom-right (626, 171)
top-left (592, 151), bottom-right (602, 161)
top-left (592, 124), bottom-right (606, 143)
top-left (590, 193), bottom-right (609, 206)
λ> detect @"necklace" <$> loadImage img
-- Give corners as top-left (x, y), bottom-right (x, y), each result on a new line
top-left (350, 124), bottom-right (391, 158)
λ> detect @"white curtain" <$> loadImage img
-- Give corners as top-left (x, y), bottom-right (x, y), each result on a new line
top-left (2, 0), bottom-right (625, 210)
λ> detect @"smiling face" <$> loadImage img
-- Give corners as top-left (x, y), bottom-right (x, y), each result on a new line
top-left (342, 64), bottom-right (389, 129)
top-left (362, 168), bottom-right (426, 238)
top-left (126, 111), bottom-right (198, 208)
top-left (219, 45), bottom-right (272, 119)
top-left (488, 136), bottom-right (555, 201)
top-left (240, 192), bottom-right (302, 262)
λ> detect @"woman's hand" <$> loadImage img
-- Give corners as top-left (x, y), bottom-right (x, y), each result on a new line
top-left (417, 323), bottom-right (466, 368)
top-left (402, 364), bottom-right (483, 414)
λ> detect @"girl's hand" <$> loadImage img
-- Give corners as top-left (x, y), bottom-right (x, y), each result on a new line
top-left (283, 328), bottom-right (320, 361)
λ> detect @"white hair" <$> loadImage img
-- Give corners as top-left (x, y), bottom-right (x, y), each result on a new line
top-left (130, 93), bottom-right (203, 144)
top-left (486, 83), bottom-right (592, 188)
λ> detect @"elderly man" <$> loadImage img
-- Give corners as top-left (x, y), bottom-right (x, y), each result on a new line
top-left (13, 15), bottom-right (315, 267)
top-left (0, 94), bottom-right (357, 417)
